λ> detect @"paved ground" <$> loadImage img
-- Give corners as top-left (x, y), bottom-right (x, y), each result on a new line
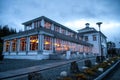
top-left (0, 57), bottom-right (96, 80)
top-left (103, 62), bottom-right (120, 80)
top-left (0, 59), bottom-right (65, 72)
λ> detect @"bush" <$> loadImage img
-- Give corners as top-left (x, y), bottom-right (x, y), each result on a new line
top-left (0, 55), bottom-right (4, 61)
top-left (70, 61), bottom-right (80, 73)
top-left (83, 68), bottom-right (95, 76)
top-left (84, 59), bottom-right (92, 67)
top-left (74, 73), bottom-right (87, 80)
top-left (57, 77), bottom-right (72, 80)
top-left (96, 56), bottom-right (101, 63)
top-left (28, 72), bottom-right (44, 80)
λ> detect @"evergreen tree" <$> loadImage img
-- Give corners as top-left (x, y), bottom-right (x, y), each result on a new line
top-left (0, 25), bottom-right (17, 55)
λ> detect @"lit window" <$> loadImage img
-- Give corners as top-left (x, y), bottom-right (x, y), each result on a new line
top-left (30, 35), bottom-right (38, 51)
top-left (12, 39), bottom-right (17, 52)
top-left (55, 39), bottom-right (62, 51)
top-left (44, 36), bottom-right (52, 50)
top-left (61, 28), bottom-right (66, 35)
top-left (85, 36), bottom-right (88, 41)
top-left (67, 31), bottom-right (72, 37)
top-left (44, 21), bottom-right (51, 29)
top-left (54, 26), bottom-right (60, 32)
top-left (20, 38), bottom-right (26, 51)
top-left (93, 35), bottom-right (97, 41)
top-left (5, 41), bottom-right (10, 52)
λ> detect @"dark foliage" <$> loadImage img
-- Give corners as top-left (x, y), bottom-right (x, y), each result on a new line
top-left (70, 61), bottom-right (80, 73)
top-left (28, 72), bottom-right (44, 80)
top-left (84, 59), bottom-right (92, 67)
top-left (0, 25), bottom-right (17, 56)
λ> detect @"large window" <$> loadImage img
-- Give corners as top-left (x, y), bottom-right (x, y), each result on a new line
top-left (61, 28), bottom-right (66, 35)
top-left (55, 39), bottom-right (62, 51)
top-left (30, 35), bottom-right (38, 51)
top-left (68, 32), bottom-right (74, 37)
top-left (5, 41), bottom-right (10, 52)
top-left (12, 39), bottom-right (17, 52)
top-left (26, 23), bottom-right (32, 30)
top-left (44, 36), bottom-right (52, 50)
top-left (93, 35), bottom-right (97, 41)
top-left (54, 26), bottom-right (60, 32)
top-left (44, 21), bottom-right (51, 29)
top-left (20, 38), bottom-right (26, 51)
top-left (34, 20), bottom-right (40, 28)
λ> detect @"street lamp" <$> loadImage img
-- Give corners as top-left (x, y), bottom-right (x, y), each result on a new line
top-left (96, 22), bottom-right (103, 62)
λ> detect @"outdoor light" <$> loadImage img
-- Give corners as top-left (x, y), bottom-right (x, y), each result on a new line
top-left (45, 41), bottom-right (50, 45)
top-left (96, 22), bottom-right (103, 62)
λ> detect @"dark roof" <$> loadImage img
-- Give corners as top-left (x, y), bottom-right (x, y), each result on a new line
top-left (22, 16), bottom-right (77, 34)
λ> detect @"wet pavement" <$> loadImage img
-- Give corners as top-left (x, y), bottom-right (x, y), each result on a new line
top-left (0, 57), bottom-right (96, 80)
top-left (103, 62), bottom-right (120, 80)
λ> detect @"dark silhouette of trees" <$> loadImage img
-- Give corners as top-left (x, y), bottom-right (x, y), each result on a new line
top-left (107, 41), bottom-right (117, 57)
top-left (0, 25), bottom-right (17, 55)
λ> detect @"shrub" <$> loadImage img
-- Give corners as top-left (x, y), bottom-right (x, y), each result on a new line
top-left (70, 61), bottom-right (80, 73)
top-left (28, 72), bottom-right (44, 80)
top-left (96, 56), bottom-right (101, 63)
top-left (84, 59), bottom-right (92, 67)
top-left (83, 68), bottom-right (95, 76)
top-left (57, 77), bottom-right (72, 80)
top-left (74, 73), bottom-right (87, 80)
top-left (0, 55), bottom-right (4, 61)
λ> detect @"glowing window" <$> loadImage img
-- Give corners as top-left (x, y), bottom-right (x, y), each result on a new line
top-left (20, 38), bottom-right (26, 51)
top-left (5, 41), bottom-right (10, 52)
top-left (30, 35), bottom-right (38, 51)
top-left (44, 21), bottom-right (51, 29)
top-left (44, 36), bottom-right (52, 50)
top-left (12, 39), bottom-right (17, 52)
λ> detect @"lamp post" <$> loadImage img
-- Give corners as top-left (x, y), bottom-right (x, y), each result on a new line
top-left (96, 22), bottom-right (103, 62)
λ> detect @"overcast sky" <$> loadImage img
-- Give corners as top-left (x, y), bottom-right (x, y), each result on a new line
top-left (0, 0), bottom-right (120, 47)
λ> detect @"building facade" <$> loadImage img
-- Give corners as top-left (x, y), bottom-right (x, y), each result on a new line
top-left (78, 23), bottom-right (107, 56)
top-left (2, 16), bottom-right (93, 60)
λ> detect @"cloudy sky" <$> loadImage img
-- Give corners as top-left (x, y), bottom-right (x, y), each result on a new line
top-left (0, 0), bottom-right (120, 47)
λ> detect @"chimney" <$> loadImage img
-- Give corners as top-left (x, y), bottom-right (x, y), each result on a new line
top-left (85, 23), bottom-right (90, 28)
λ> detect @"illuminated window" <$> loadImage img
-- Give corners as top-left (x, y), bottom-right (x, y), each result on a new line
top-left (62, 41), bottom-right (69, 51)
top-left (55, 39), bottom-right (62, 51)
top-left (44, 36), bottom-right (52, 50)
top-left (20, 38), bottom-right (26, 51)
top-left (5, 41), bottom-right (10, 52)
top-left (54, 26), bottom-right (60, 32)
top-left (30, 35), bottom-right (38, 51)
top-left (61, 28), bottom-right (66, 34)
top-left (44, 21), bottom-right (51, 29)
top-left (68, 32), bottom-right (73, 37)
top-left (93, 35), bottom-right (97, 41)
top-left (12, 39), bottom-right (17, 52)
